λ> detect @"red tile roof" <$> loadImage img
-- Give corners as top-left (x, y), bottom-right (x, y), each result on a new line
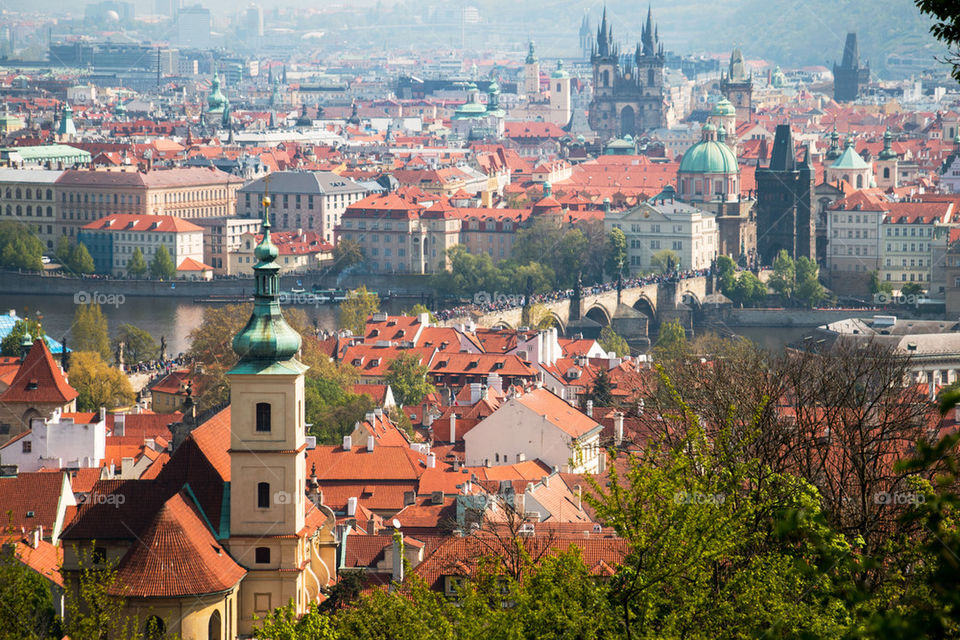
top-left (81, 213), bottom-right (204, 233)
top-left (512, 388), bottom-right (602, 438)
top-left (110, 491), bottom-right (244, 597)
top-left (0, 471), bottom-right (68, 536)
top-left (8, 536), bottom-right (63, 586)
top-left (0, 339), bottom-right (77, 405)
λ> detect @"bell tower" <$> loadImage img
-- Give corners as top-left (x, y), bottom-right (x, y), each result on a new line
top-left (227, 185), bottom-right (310, 635)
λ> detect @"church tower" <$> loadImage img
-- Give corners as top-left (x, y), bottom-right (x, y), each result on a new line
top-left (876, 127), bottom-right (899, 189)
top-left (524, 41), bottom-right (541, 98)
top-left (755, 125), bottom-right (815, 262)
top-left (227, 190), bottom-right (311, 636)
top-left (833, 33), bottom-right (869, 102)
top-left (719, 48), bottom-right (753, 123)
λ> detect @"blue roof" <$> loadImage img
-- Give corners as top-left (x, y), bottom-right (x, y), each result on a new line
top-left (0, 312), bottom-right (68, 354)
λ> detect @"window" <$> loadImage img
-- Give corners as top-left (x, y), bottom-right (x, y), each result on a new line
top-left (255, 402), bottom-right (271, 431)
top-left (257, 482), bottom-right (270, 508)
top-left (255, 547), bottom-right (270, 563)
top-left (93, 547), bottom-right (107, 564)
top-left (22, 440), bottom-right (31, 453)
top-left (145, 616), bottom-right (166, 640)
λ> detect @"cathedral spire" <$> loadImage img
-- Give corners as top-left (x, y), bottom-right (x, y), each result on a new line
top-left (597, 6), bottom-right (609, 57)
top-left (642, 4), bottom-right (655, 56)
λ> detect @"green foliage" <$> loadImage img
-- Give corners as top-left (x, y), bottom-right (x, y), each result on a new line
top-left (512, 218), bottom-right (591, 288)
top-left (0, 221), bottom-right (43, 271)
top-left (54, 236), bottom-right (72, 266)
top-left (112, 323), bottom-right (157, 363)
top-left (304, 375), bottom-right (374, 445)
top-left (406, 303), bottom-right (436, 323)
top-left (901, 281), bottom-right (925, 296)
top-left (69, 242), bottom-right (95, 274)
top-left (149, 245), bottom-right (176, 279)
top-left (585, 367), bottom-right (614, 406)
top-left (73, 303), bottom-right (111, 360)
top-left (69, 351), bottom-right (135, 410)
top-left (0, 318), bottom-right (44, 357)
top-left (869, 270), bottom-right (893, 295)
top-left (768, 250), bottom-right (796, 299)
top-left (654, 319), bottom-right (687, 358)
top-left (605, 227), bottom-right (627, 277)
top-left (64, 544), bottom-right (139, 640)
top-left (650, 249), bottom-right (680, 274)
top-left (254, 601), bottom-right (339, 640)
top-left (0, 548), bottom-right (59, 640)
top-left (716, 254), bottom-right (736, 293)
top-left (727, 271), bottom-right (768, 307)
top-left (599, 325), bottom-right (630, 357)
top-left (338, 286), bottom-right (380, 336)
top-left (127, 247), bottom-right (148, 277)
top-left (915, 0), bottom-right (960, 81)
top-left (385, 352), bottom-right (435, 406)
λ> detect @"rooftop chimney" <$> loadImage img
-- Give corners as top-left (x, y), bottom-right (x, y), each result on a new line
top-left (343, 435), bottom-right (352, 451)
top-left (367, 435), bottom-right (375, 452)
top-left (614, 411), bottom-right (624, 446)
top-left (427, 452), bottom-right (436, 468)
top-left (585, 400), bottom-right (593, 418)
top-left (114, 413), bottom-right (125, 437)
top-left (449, 414), bottom-right (456, 444)
top-left (347, 496), bottom-right (357, 516)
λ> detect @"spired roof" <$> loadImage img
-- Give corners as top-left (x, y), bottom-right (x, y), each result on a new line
top-left (0, 338), bottom-right (77, 404)
top-left (109, 491), bottom-right (245, 598)
top-left (766, 124), bottom-right (796, 172)
top-left (710, 98), bottom-right (736, 118)
top-left (230, 190), bottom-right (305, 373)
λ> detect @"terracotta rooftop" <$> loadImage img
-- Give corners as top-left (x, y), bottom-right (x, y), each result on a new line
top-left (0, 339), bottom-right (76, 405)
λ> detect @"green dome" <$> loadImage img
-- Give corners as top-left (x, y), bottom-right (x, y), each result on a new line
top-left (711, 98), bottom-right (736, 118)
top-left (830, 140), bottom-right (870, 170)
top-left (231, 196), bottom-right (301, 365)
top-left (551, 60), bottom-right (569, 79)
top-left (678, 135), bottom-right (738, 174)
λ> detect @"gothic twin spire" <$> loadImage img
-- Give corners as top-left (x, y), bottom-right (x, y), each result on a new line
top-left (594, 5), bottom-right (661, 61)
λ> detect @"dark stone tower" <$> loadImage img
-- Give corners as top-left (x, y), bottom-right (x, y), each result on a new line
top-left (588, 4), bottom-right (665, 141)
top-left (579, 12), bottom-right (592, 60)
top-left (755, 125), bottom-right (815, 263)
top-left (719, 48), bottom-right (753, 123)
top-left (833, 33), bottom-right (869, 102)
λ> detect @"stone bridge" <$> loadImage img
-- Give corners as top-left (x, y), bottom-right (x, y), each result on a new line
top-left (448, 276), bottom-right (710, 337)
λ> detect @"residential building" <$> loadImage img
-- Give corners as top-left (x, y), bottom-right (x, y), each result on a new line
top-left (78, 214), bottom-right (205, 277)
top-left (0, 144), bottom-right (90, 167)
top-left (880, 200), bottom-right (954, 289)
top-left (229, 229), bottom-right (333, 275)
top-left (0, 408), bottom-right (106, 472)
top-left (463, 387), bottom-right (604, 474)
top-left (0, 168), bottom-right (64, 251)
top-left (0, 339), bottom-right (78, 445)
top-left (56, 167), bottom-right (243, 240)
top-left (826, 191), bottom-right (886, 295)
top-left (237, 171), bottom-right (369, 244)
top-left (605, 198), bottom-right (718, 272)
top-left (191, 216), bottom-right (261, 274)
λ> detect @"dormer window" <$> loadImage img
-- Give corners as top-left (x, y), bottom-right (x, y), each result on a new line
top-left (26, 380), bottom-right (38, 390)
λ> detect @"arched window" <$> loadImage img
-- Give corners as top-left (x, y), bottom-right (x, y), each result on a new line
top-left (856, 175), bottom-right (863, 188)
top-left (255, 402), bottom-right (271, 432)
top-left (601, 70), bottom-right (610, 87)
top-left (144, 616), bottom-right (165, 640)
top-left (255, 547), bottom-right (270, 563)
top-left (647, 68), bottom-right (655, 86)
top-left (35, 189), bottom-right (40, 200)
top-left (46, 189), bottom-right (52, 200)
top-left (883, 167), bottom-right (890, 179)
top-left (4, 188), bottom-right (9, 198)
top-left (47, 206), bottom-right (53, 217)
top-left (15, 188), bottom-right (21, 199)
top-left (25, 206), bottom-right (31, 216)
top-left (257, 482), bottom-right (270, 508)
top-left (208, 610), bottom-right (222, 640)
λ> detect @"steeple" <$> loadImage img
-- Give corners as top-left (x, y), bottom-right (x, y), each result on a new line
top-left (596, 6), bottom-right (609, 58)
top-left (641, 4), bottom-right (656, 57)
top-left (231, 183), bottom-right (302, 366)
top-left (525, 40), bottom-right (538, 64)
top-left (57, 102), bottom-right (76, 137)
top-left (879, 127), bottom-right (896, 160)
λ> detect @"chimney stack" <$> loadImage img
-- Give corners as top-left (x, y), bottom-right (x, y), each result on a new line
top-left (449, 414), bottom-right (456, 443)
top-left (585, 400), bottom-right (593, 418)
top-left (614, 411), bottom-right (624, 446)
top-left (347, 496), bottom-right (357, 516)
top-left (367, 435), bottom-right (375, 452)
top-left (343, 435), bottom-right (352, 450)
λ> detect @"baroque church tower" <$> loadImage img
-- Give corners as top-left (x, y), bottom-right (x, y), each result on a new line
top-left (226, 191), bottom-right (318, 636)
top-left (588, 5), bottom-right (665, 140)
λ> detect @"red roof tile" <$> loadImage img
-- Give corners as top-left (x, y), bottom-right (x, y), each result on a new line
top-left (0, 339), bottom-right (77, 405)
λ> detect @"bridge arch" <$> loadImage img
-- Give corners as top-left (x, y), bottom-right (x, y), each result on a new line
top-left (632, 295), bottom-right (656, 320)
top-left (680, 290), bottom-right (702, 313)
top-left (539, 312), bottom-right (566, 333)
top-left (492, 320), bottom-right (515, 331)
top-left (584, 304), bottom-right (612, 327)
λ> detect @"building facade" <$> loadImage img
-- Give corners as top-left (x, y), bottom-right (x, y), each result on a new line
top-left (605, 198), bottom-right (718, 273)
top-left (78, 214), bottom-right (205, 276)
top-left (0, 168), bottom-right (63, 251)
top-left (755, 125), bottom-right (816, 263)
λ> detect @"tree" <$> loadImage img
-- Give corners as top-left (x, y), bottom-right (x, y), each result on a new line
top-left (385, 352), bottom-right (435, 406)
top-left (768, 249), bottom-right (796, 300)
top-left (599, 325), bottom-right (630, 357)
top-left (305, 378), bottom-right (374, 444)
top-left (406, 303), bottom-right (436, 323)
top-left (254, 601), bottom-right (339, 640)
top-left (0, 548), bottom-right (59, 640)
top-left (69, 242), bottom-right (95, 274)
top-left (112, 324), bottom-right (157, 363)
top-left (585, 367), bottom-right (614, 406)
top-left (728, 271), bottom-right (768, 307)
top-left (338, 286), bottom-right (379, 336)
top-left (605, 228), bottom-right (628, 278)
top-left (73, 303), bottom-right (111, 361)
top-left (653, 319), bottom-right (687, 358)
top-left (715, 255), bottom-right (737, 294)
top-left (330, 238), bottom-right (364, 274)
top-left (869, 270), bottom-right (893, 296)
top-left (126, 247), bottom-right (147, 278)
top-left (69, 351), bottom-right (135, 410)
top-left (794, 256), bottom-right (827, 308)
top-left (63, 544), bottom-right (139, 640)
top-left (0, 318), bottom-right (44, 357)
top-left (915, 0), bottom-right (960, 81)
top-left (54, 236), bottom-right (72, 266)
top-left (149, 245), bottom-right (176, 279)
top-left (650, 249), bottom-right (680, 274)
top-left (0, 221), bottom-right (43, 271)
top-left (901, 281), bottom-right (925, 296)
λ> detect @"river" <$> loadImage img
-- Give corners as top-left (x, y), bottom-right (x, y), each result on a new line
top-left (0, 293), bottom-right (812, 357)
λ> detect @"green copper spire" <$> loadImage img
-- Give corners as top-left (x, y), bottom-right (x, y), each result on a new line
top-left (231, 184), bottom-right (302, 366)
